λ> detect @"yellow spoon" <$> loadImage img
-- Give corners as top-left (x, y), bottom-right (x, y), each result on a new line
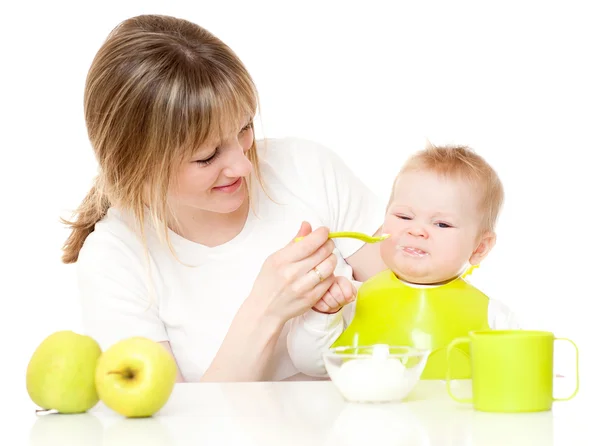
top-left (294, 231), bottom-right (390, 243)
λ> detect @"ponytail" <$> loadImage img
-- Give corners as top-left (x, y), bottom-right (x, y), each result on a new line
top-left (61, 179), bottom-right (110, 264)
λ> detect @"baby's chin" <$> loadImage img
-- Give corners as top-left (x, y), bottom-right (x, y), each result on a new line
top-left (382, 250), bottom-right (462, 285)
top-left (390, 266), bottom-right (452, 285)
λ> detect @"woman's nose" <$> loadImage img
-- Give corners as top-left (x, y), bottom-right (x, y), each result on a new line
top-left (224, 145), bottom-right (253, 177)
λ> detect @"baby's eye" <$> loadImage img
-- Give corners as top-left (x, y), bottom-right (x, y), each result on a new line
top-left (435, 222), bottom-right (453, 229)
top-left (396, 215), bottom-right (412, 220)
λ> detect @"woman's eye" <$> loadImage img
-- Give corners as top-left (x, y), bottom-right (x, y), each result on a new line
top-left (239, 123), bottom-right (252, 134)
top-left (195, 148), bottom-right (220, 166)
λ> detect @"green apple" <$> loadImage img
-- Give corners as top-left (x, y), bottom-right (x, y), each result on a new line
top-left (26, 330), bottom-right (102, 413)
top-left (95, 337), bottom-right (177, 418)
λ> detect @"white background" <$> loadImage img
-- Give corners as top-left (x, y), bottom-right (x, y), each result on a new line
top-left (1, 0), bottom-right (598, 440)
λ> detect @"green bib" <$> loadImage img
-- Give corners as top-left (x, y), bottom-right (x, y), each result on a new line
top-left (331, 269), bottom-right (490, 379)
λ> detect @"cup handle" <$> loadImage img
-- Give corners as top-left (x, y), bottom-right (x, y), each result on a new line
top-left (553, 337), bottom-right (579, 401)
top-left (446, 337), bottom-right (473, 404)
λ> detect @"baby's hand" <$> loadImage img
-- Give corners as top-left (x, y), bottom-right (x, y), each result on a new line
top-left (312, 276), bottom-right (357, 314)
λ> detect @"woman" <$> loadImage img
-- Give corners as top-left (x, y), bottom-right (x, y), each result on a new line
top-left (62, 14), bottom-right (387, 382)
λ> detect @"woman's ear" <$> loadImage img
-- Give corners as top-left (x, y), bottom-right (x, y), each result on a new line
top-left (469, 231), bottom-right (496, 265)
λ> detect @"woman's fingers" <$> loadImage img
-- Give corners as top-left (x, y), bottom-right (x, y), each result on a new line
top-left (291, 221), bottom-right (312, 242)
top-left (283, 223), bottom-right (331, 263)
top-left (293, 252), bottom-right (337, 295)
top-left (304, 274), bottom-right (336, 307)
top-left (251, 223), bottom-right (343, 321)
top-left (294, 238), bottom-right (335, 275)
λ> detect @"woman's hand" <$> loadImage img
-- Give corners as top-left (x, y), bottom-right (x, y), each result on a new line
top-left (247, 221), bottom-right (337, 324)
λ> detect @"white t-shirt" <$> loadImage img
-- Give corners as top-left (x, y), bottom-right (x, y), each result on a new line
top-left (287, 278), bottom-right (520, 378)
top-left (76, 137), bottom-right (386, 382)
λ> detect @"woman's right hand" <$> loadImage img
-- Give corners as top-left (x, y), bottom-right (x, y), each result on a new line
top-left (247, 221), bottom-right (338, 324)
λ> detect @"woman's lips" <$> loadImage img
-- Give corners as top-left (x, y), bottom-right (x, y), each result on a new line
top-left (213, 177), bottom-right (242, 193)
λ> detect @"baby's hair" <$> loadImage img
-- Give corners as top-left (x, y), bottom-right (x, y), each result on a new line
top-left (391, 142), bottom-right (504, 233)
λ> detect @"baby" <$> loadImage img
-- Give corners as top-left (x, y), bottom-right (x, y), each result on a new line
top-left (287, 143), bottom-right (519, 379)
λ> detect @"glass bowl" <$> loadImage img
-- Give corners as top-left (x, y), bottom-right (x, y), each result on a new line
top-left (323, 344), bottom-right (430, 403)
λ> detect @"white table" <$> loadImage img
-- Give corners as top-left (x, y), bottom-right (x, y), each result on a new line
top-left (23, 379), bottom-right (591, 446)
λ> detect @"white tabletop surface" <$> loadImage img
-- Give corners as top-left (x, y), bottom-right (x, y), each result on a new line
top-left (18, 378), bottom-right (593, 446)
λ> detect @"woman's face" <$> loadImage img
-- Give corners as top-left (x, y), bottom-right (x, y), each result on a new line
top-left (168, 119), bottom-right (254, 215)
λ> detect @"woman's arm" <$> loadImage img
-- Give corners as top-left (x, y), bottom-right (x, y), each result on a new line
top-left (199, 305), bottom-right (283, 382)
top-left (160, 303), bottom-right (284, 382)
top-left (162, 223), bottom-right (341, 382)
top-left (195, 224), bottom-right (339, 381)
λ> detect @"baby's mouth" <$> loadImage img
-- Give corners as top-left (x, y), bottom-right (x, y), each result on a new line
top-left (400, 246), bottom-right (429, 257)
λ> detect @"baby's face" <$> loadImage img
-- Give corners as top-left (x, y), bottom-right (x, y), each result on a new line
top-left (381, 170), bottom-right (492, 284)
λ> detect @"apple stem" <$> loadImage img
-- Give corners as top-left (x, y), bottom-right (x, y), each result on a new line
top-left (35, 408), bottom-right (56, 416)
top-left (108, 369), bottom-right (135, 379)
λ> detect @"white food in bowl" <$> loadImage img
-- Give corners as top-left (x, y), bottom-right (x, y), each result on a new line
top-left (325, 344), bottom-right (428, 403)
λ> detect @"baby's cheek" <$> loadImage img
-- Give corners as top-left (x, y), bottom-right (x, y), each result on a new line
top-left (381, 216), bottom-right (398, 233)
top-left (439, 252), bottom-right (466, 276)
top-left (379, 239), bottom-right (396, 267)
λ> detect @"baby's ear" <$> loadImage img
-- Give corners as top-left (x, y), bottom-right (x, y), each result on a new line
top-left (469, 231), bottom-right (496, 265)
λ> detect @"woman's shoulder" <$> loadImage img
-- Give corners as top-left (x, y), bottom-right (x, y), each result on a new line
top-left (253, 137), bottom-right (335, 200)
top-left (77, 207), bottom-right (146, 270)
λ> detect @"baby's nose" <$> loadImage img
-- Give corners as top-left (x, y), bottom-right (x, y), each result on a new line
top-left (408, 224), bottom-right (428, 238)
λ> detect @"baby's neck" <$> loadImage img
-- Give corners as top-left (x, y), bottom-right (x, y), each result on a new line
top-left (393, 273), bottom-right (462, 288)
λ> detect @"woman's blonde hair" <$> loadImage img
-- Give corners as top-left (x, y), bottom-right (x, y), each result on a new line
top-left (391, 142), bottom-right (504, 234)
top-left (61, 14), bottom-right (264, 263)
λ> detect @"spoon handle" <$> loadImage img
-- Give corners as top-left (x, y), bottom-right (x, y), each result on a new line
top-left (294, 231), bottom-right (390, 243)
